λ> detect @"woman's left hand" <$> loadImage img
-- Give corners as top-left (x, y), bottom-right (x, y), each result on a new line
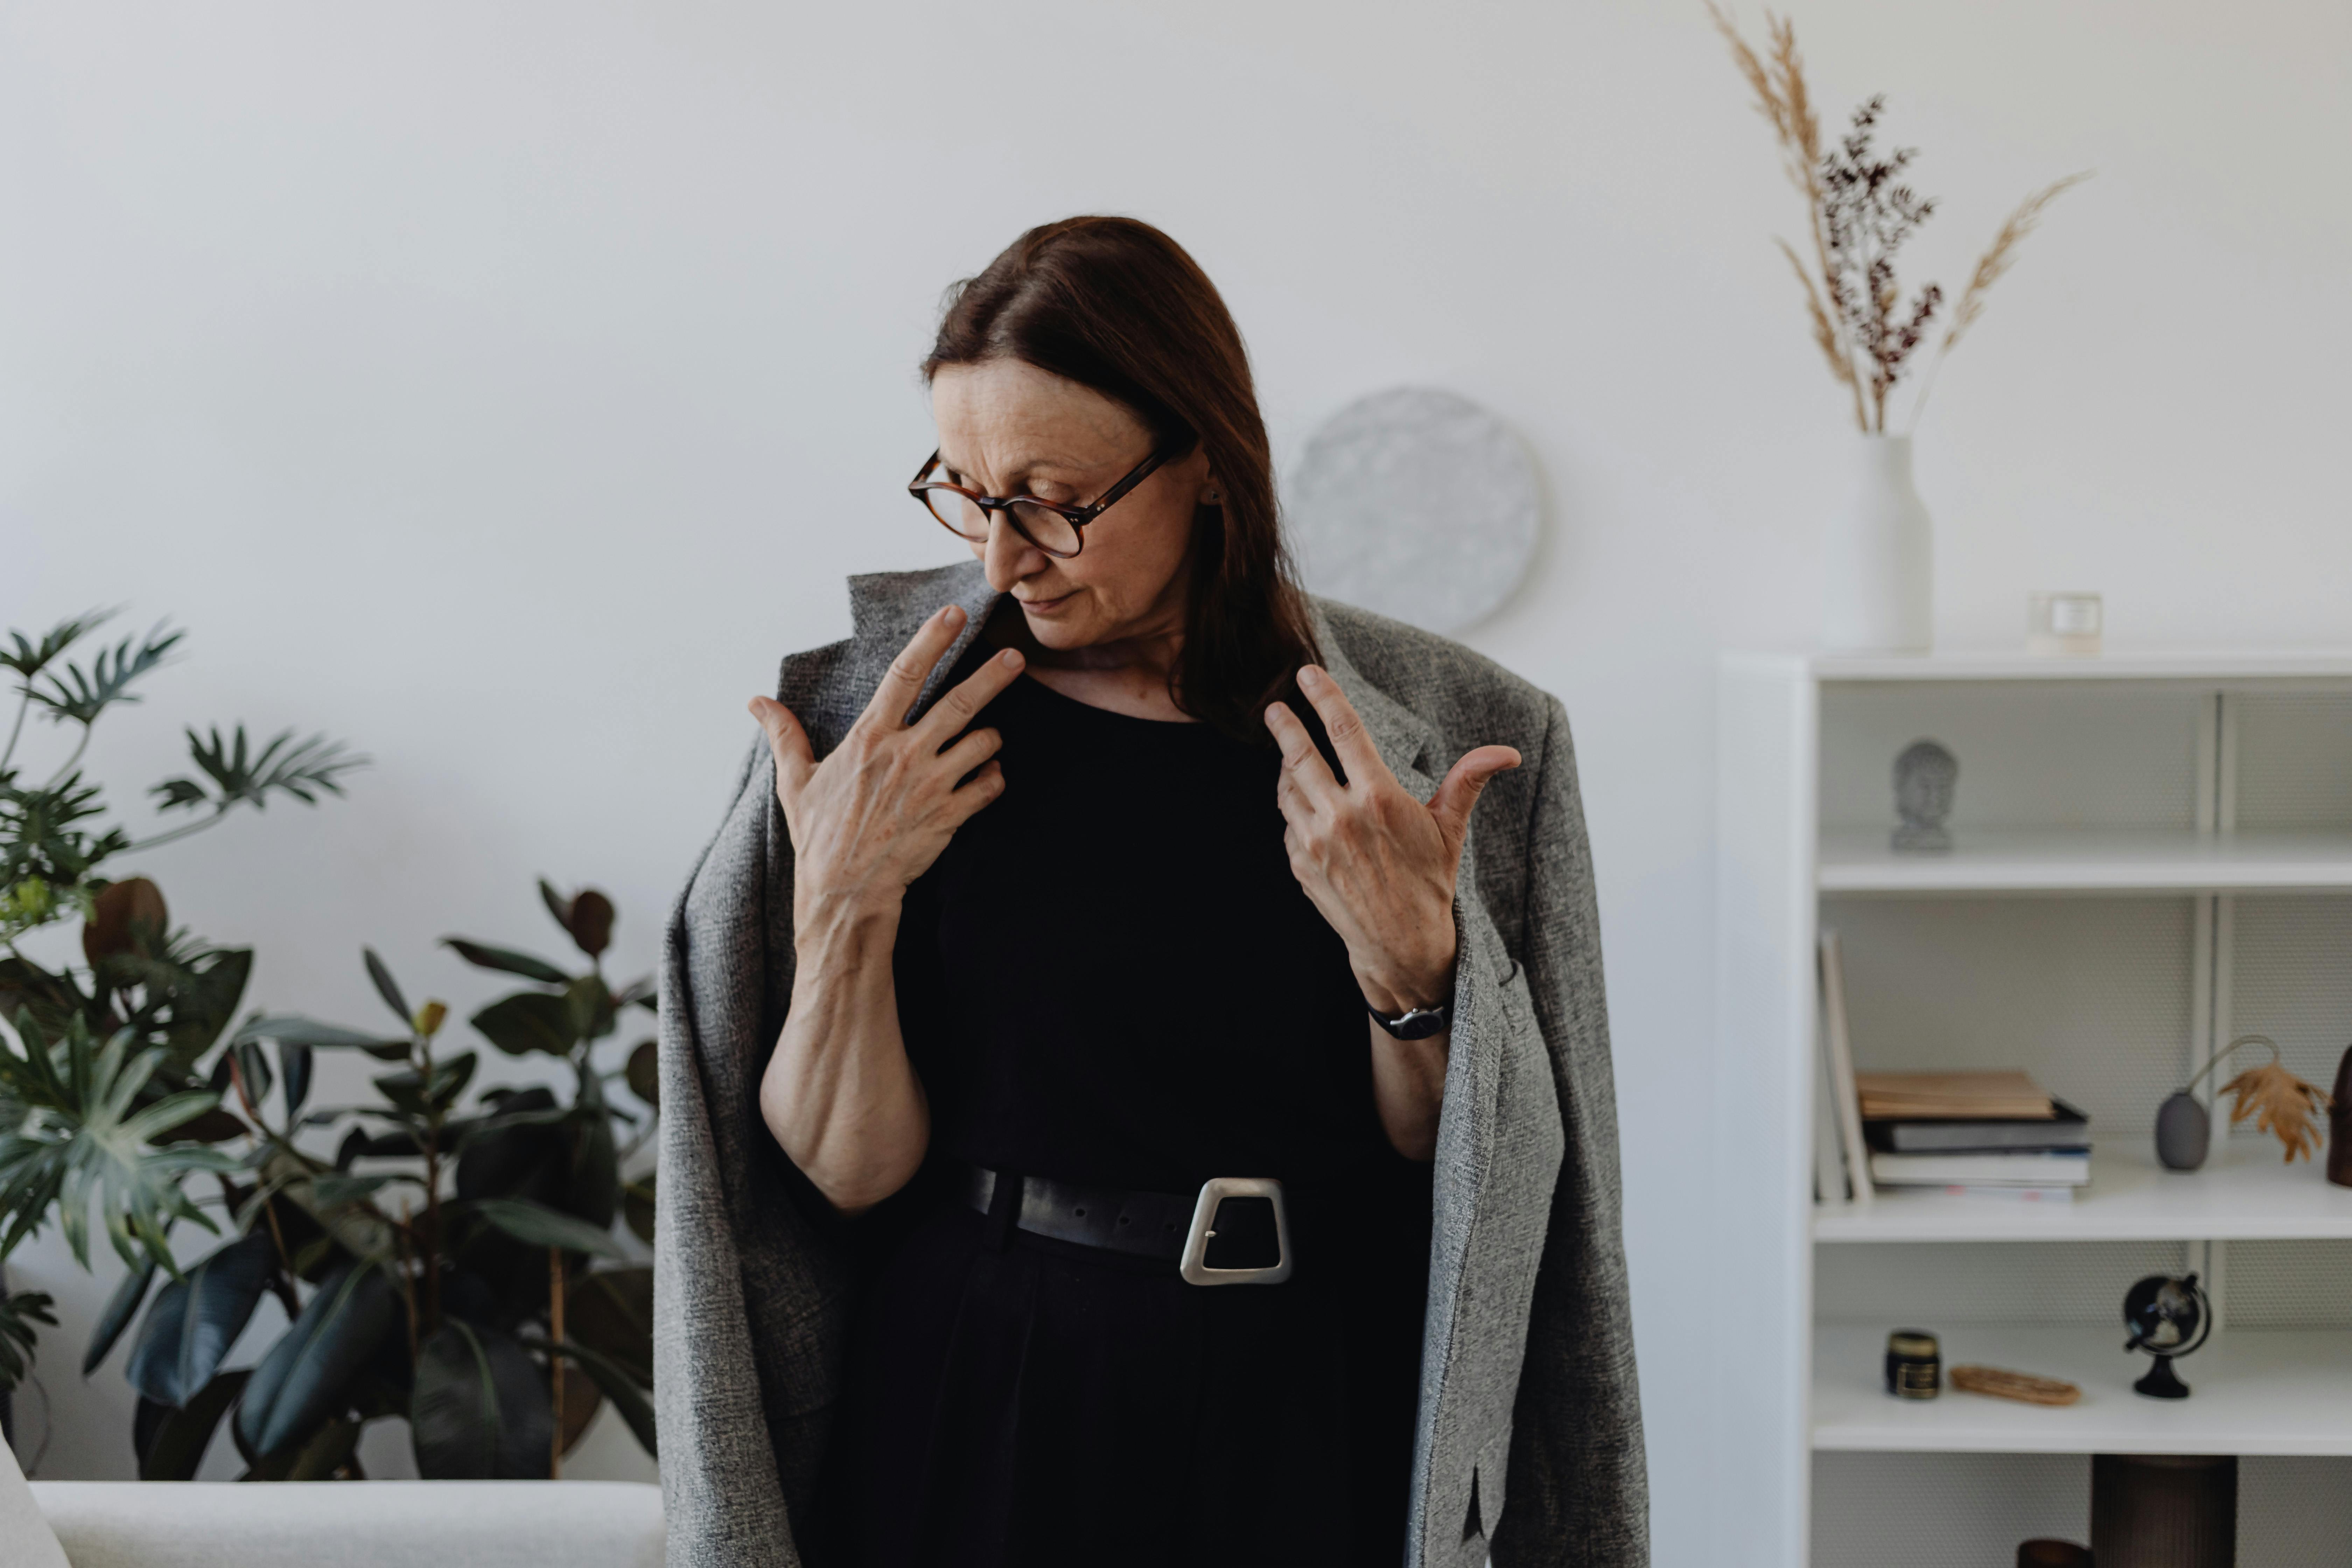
top-left (1265, 664), bottom-right (1521, 1016)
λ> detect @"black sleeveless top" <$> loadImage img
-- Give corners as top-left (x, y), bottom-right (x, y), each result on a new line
top-left (826, 674), bottom-right (1433, 1568)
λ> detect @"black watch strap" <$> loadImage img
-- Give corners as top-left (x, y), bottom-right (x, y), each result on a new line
top-left (1368, 999), bottom-right (1452, 1040)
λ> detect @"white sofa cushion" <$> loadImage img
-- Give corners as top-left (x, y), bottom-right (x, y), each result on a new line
top-left (1, 1439), bottom-right (70, 1568)
top-left (27, 1479), bottom-right (662, 1568)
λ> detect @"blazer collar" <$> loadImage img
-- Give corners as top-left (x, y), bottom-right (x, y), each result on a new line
top-left (839, 565), bottom-right (1443, 795)
top-left (1308, 598), bottom-right (1443, 798)
top-left (845, 560), bottom-right (1001, 719)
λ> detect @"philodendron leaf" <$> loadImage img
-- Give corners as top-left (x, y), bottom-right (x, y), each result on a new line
top-left (125, 1229), bottom-right (278, 1408)
top-left (84, 1255), bottom-right (159, 1376)
top-left (234, 1260), bottom-right (402, 1458)
top-left (137, 1368), bottom-right (250, 1480)
top-left (411, 1320), bottom-right (553, 1479)
top-left (471, 992), bottom-right (575, 1057)
top-left (441, 938), bottom-right (570, 985)
top-left (468, 1196), bottom-right (626, 1260)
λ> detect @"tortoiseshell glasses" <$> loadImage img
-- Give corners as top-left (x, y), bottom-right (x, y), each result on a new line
top-left (908, 446), bottom-right (1169, 559)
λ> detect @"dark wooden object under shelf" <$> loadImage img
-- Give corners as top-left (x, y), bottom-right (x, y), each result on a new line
top-left (2092, 1454), bottom-right (2236, 1567)
top-left (2018, 1543), bottom-right (2091, 1568)
top-left (2329, 1044), bottom-right (2352, 1189)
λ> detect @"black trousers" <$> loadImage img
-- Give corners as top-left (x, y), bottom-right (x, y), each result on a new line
top-left (824, 1191), bottom-right (1428, 1568)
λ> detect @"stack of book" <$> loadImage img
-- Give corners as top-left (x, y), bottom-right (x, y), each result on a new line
top-left (1814, 931), bottom-right (2093, 1208)
top-left (1855, 1071), bottom-right (2092, 1201)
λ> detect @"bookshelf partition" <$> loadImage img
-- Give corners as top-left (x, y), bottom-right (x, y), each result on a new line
top-left (1714, 651), bottom-right (2352, 1567)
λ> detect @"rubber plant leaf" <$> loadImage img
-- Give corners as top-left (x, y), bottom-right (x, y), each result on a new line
top-left (527, 1335), bottom-right (655, 1459)
top-left (470, 992), bottom-right (575, 1057)
top-left (136, 1367), bottom-right (251, 1480)
top-left (467, 1196), bottom-right (626, 1260)
top-left (125, 1228), bottom-right (278, 1408)
top-left (411, 1319), bottom-right (553, 1479)
top-left (440, 938), bottom-right (570, 986)
top-left (234, 1259), bottom-right (402, 1458)
top-left (362, 948), bottom-right (410, 1027)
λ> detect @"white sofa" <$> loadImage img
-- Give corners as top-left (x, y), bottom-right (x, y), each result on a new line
top-left (3, 1441), bottom-right (663, 1568)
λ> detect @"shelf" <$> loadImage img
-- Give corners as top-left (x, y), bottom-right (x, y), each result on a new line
top-left (1813, 1323), bottom-right (2352, 1454)
top-left (1816, 827), bottom-right (2352, 894)
top-left (1814, 1144), bottom-right (2352, 1243)
top-left (1798, 648), bottom-right (2352, 684)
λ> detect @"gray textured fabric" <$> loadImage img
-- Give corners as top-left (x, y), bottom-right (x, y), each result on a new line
top-left (655, 560), bottom-right (1646, 1568)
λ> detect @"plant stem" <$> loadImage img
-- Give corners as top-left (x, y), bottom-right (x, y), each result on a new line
top-left (38, 725), bottom-right (92, 794)
top-left (397, 1203), bottom-right (420, 1371)
top-left (418, 1031), bottom-right (443, 1336)
top-left (121, 807), bottom-right (232, 856)
top-left (548, 1246), bottom-right (566, 1479)
top-left (0, 688), bottom-right (30, 775)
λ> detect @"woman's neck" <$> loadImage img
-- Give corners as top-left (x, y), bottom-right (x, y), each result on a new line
top-left (983, 598), bottom-right (1196, 722)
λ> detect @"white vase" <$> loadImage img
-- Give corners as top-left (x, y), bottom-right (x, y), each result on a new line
top-left (1822, 433), bottom-right (1933, 653)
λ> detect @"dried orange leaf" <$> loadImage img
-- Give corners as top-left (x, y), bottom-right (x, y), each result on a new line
top-left (2220, 1061), bottom-right (2333, 1163)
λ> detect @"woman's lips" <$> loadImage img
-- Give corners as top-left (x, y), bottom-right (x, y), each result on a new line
top-left (1017, 591), bottom-right (1074, 615)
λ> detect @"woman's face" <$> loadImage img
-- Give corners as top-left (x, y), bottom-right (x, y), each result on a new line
top-left (928, 358), bottom-right (1213, 653)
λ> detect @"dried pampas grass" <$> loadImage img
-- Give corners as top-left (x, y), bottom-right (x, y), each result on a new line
top-left (1707, 4), bottom-right (2087, 432)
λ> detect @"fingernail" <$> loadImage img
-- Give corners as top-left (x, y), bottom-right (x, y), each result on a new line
top-left (943, 605), bottom-right (965, 625)
top-left (1000, 649), bottom-right (1024, 668)
top-left (1299, 666), bottom-right (1323, 689)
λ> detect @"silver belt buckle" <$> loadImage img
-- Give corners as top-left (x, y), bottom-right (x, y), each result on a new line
top-left (1178, 1176), bottom-right (1293, 1286)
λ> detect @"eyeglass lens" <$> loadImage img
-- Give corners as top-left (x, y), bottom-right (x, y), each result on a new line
top-left (921, 485), bottom-right (1082, 556)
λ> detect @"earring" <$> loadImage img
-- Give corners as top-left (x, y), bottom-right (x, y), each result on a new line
top-left (1204, 490), bottom-right (1223, 505)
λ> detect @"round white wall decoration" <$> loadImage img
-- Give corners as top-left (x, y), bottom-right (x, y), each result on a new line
top-left (1283, 386), bottom-right (1540, 635)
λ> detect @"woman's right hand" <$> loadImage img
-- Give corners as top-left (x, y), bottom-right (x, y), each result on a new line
top-left (749, 603), bottom-right (1022, 934)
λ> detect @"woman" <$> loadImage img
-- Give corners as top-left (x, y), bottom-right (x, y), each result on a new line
top-left (656, 217), bottom-right (1644, 1568)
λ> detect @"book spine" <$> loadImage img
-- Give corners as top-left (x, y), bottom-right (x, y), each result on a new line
top-left (1819, 930), bottom-right (1872, 1208)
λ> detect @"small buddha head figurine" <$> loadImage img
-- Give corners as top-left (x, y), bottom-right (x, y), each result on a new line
top-left (1892, 738), bottom-right (1958, 853)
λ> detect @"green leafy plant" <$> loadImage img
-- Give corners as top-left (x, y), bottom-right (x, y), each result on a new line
top-left (91, 882), bottom-right (658, 1481)
top-left (1, 609), bottom-right (363, 1400)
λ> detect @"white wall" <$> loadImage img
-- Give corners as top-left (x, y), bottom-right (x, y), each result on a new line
top-left (1, 0), bottom-right (2344, 1553)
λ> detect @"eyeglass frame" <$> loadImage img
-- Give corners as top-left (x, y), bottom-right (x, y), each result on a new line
top-left (907, 445), bottom-right (1172, 560)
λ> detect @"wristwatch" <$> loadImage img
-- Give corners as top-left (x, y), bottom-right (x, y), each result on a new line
top-left (1368, 998), bottom-right (1453, 1040)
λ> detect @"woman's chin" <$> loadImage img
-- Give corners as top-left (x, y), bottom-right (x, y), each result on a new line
top-left (1018, 601), bottom-right (1099, 648)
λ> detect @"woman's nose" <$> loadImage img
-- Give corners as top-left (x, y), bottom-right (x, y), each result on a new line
top-left (980, 513), bottom-right (1046, 588)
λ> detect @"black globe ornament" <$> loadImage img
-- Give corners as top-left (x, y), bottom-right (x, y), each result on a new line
top-left (2122, 1272), bottom-right (2211, 1400)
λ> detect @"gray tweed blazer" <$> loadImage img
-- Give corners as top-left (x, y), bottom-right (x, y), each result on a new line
top-left (654, 560), bottom-right (1646, 1568)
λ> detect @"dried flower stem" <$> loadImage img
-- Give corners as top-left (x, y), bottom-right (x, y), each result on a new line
top-left (1906, 172), bottom-right (2092, 426)
top-left (1708, 1), bottom-right (1868, 430)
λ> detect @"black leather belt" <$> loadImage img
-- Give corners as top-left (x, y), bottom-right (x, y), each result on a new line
top-left (959, 1163), bottom-right (1293, 1284)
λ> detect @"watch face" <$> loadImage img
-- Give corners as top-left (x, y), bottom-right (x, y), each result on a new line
top-left (1380, 1006), bottom-right (1450, 1040)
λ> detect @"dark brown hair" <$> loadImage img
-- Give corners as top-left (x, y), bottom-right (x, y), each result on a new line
top-left (922, 216), bottom-right (1319, 744)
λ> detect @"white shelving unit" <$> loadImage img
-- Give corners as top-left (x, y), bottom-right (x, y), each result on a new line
top-left (1812, 1144), bottom-right (2352, 1245)
top-left (1811, 1325), bottom-right (2352, 1456)
top-left (1714, 649), bottom-right (2352, 1568)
